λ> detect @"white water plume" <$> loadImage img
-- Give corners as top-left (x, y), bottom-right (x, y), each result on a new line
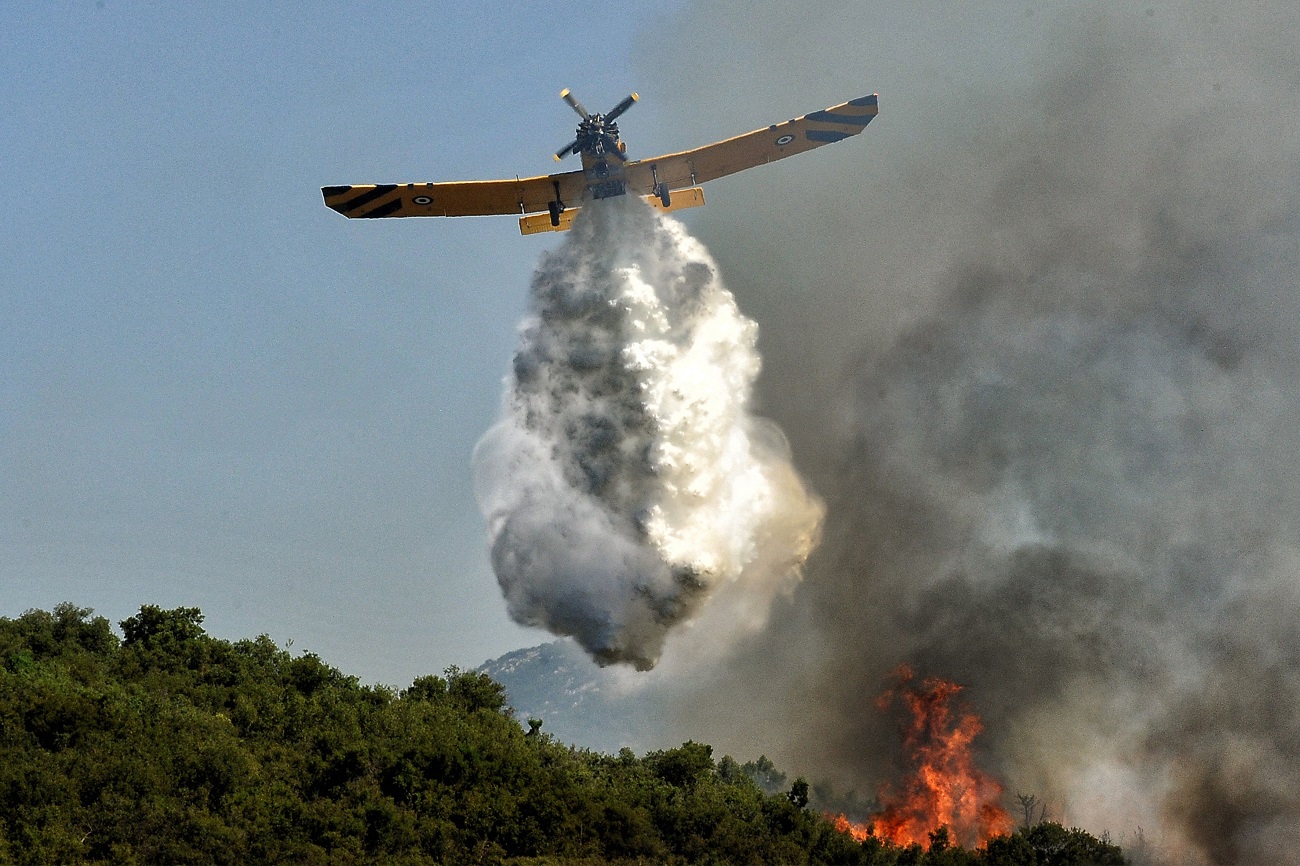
top-left (474, 196), bottom-right (823, 670)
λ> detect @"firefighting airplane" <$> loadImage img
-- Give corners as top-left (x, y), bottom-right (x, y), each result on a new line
top-left (322, 89), bottom-right (878, 235)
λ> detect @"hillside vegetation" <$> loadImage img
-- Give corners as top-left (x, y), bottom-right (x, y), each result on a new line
top-left (0, 604), bottom-right (1124, 865)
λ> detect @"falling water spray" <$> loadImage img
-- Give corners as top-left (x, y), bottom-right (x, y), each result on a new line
top-left (474, 196), bottom-right (823, 669)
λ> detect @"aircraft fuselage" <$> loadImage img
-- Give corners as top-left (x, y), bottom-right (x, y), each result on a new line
top-left (580, 149), bottom-right (628, 199)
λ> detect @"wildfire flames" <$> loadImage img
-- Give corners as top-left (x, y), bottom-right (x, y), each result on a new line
top-left (831, 666), bottom-right (1013, 850)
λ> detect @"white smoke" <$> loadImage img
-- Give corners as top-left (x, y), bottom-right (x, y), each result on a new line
top-left (474, 195), bottom-right (823, 670)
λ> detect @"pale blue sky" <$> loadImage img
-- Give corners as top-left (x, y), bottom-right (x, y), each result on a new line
top-left (1, 3), bottom-right (696, 682)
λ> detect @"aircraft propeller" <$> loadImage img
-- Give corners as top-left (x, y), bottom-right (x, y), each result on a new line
top-left (560, 89), bottom-right (589, 119)
top-left (604, 93), bottom-right (638, 123)
top-left (553, 89), bottom-right (639, 162)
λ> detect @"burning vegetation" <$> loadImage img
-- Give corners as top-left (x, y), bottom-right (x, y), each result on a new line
top-left (819, 665), bottom-right (1124, 863)
top-left (832, 666), bottom-right (1013, 850)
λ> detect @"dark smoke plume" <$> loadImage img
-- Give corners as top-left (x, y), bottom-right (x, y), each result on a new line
top-left (635, 2), bottom-right (1300, 863)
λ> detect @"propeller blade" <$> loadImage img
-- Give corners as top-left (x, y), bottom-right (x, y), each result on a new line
top-left (560, 88), bottom-right (589, 119)
top-left (604, 92), bottom-right (639, 123)
top-left (554, 139), bottom-right (579, 161)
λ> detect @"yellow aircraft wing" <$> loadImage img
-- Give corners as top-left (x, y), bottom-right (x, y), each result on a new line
top-left (622, 93), bottom-right (878, 195)
top-left (322, 93), bottom-right (876, 226)
top-left (322, 170), bottom-right (588, 219)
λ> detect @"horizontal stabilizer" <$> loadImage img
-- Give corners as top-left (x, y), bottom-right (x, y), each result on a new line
top-left (517, 188), bottom-right (706, 235)
top-left (519, 209), bottom-right (580, 235)
top-left (652, 186), bottom-right (705, 213)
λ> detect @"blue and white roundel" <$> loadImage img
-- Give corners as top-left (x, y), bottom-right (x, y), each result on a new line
top-left (412, 195), bottom-right (433, 205)
top-left (775, 134), bottom-right (795, 146)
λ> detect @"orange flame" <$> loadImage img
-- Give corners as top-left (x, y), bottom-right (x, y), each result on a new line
top-left (830, 665), bottom-right (1013, 850)
top-left (830, 812), bottom-right (872, 843)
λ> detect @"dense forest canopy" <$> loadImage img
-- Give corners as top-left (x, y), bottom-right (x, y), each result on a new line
top-left (0, 604), bottom-right (1125, 865)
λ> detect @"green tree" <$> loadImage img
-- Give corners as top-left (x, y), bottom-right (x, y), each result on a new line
top-left (742, 753), bottom-right (788, 794)
top-left (1020, 821), bottom-right (1127, 865)
top-left (646, 740), bottom-right (714, 789)
top-left (119, 605), bottom-right (205, 648)
top-left (788, 776), bottom-right (810, 809)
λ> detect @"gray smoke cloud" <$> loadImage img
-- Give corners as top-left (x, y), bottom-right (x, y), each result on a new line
top-left (629, 2), bottom-right (1300, 863)
top-left (475, 196), bottom-right (822, 670)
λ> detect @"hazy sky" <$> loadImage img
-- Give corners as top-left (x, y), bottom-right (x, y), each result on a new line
top-left (1, 3), bottom-right (697, 683)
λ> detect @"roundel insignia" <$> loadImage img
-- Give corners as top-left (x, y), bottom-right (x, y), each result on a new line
top-left (775, 134), bottom-right (795, 146)
top-left (412, 195), bottom-right (433, 205)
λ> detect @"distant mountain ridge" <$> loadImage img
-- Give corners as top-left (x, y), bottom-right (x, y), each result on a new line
top-left (478, 639), bottom-right (668, 752)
